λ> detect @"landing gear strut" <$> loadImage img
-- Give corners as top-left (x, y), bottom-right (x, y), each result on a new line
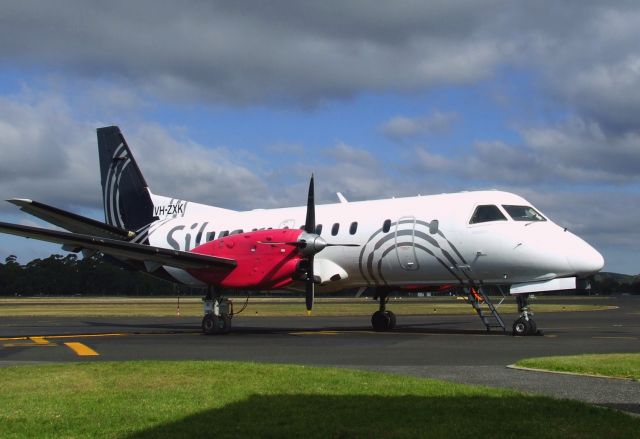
top-left (202, 286), bottom-right (233, 335)
top-left (512, 294), bottom-right (540, 336)
top-left (371, 289), bottom-right (396, 331)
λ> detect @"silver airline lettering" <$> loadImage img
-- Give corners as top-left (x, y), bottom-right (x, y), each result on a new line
top-left (166, 222), bottom-right (212, 251)
top-left (153, 203), bottom-right (186, 217)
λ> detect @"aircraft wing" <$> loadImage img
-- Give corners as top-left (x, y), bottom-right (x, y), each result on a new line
top-left (0, 222), bottom-right (236, 271)
top-left (7, 198), bottom-right (133, 240)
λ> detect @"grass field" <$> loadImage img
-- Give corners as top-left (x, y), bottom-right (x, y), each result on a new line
top-left (516, 353), bottom-right (640, 381)
top-left (0, 361), bottom-right (638, 438)
top-left (0, 296), bottom-right (615, 317)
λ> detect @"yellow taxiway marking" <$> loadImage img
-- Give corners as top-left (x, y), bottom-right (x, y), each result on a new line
top-left (64, 342), bottom-right (99, 356)
top-left (3, 336), bottom-right (58, 348)
top-left (30, 336), bottom-right (50, 344)
top-left (3, 342), bottom-right (58, 347)
top-left (0, 333), bottom-right (128, 342)
top-left (289, 330), bottom-right (342, 336)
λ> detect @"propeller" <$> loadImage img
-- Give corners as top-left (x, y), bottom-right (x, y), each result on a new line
top-left (257, 175), bottom-right (359, 315)
top-left (299, 175), bottom-right (359, 315)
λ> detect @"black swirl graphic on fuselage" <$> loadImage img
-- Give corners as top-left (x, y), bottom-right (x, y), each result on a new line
top-left (357, 219), bottom-right (471, 287)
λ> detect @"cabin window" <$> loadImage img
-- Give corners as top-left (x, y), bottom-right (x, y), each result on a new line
top-left (382, 219), bottom-right (391, 233)
top-left (469, 205), bottom-right (507, 224)
top-left (331, 223), bottom-right (340, 236)
top-left (206, 232), bottom-right (216, 242)
top-left (349, 222), bottom-right (358, 235)
top-left (315, 224), bottom-right (323, 235)
top-left (219, 230), bottom-right (229, 237)
top-left (502, 205), bottom-right (546, 222)
top-left (230, 229), bottom-right (243, 235)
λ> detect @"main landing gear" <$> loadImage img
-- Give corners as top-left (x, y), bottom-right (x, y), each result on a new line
top-left (512, 294), bottom-right (541, 336)
top-left (201, 287), bottom-right (233, 335)
top-left (371, 289), bottom-right (396, 331)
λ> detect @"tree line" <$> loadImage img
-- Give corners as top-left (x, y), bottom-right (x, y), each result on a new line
top-left (0, 254), bottom-right (637, 296)
top-left (0, 254), bottom-right (188, 296)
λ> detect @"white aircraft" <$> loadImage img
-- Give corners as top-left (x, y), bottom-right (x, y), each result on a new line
top-left (0, 126), bottom-right (604, 336)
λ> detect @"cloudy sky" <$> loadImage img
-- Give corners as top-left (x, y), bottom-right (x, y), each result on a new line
top-left (0, 1), bottom-right (639, 274)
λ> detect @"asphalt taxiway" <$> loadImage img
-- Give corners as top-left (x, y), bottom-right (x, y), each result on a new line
top-left (1, 296), bottom-right (639, 414)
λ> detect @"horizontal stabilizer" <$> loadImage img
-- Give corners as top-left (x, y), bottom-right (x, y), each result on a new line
top-left (0, 222), bottom-right (237, 271)
top-left (7, 199), bottom-right (133, 240)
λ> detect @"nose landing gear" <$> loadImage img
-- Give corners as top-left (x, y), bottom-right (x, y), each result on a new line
top-left (513, 294), bottom-right (541, 336)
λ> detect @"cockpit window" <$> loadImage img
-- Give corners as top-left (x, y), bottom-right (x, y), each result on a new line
top-left (502, 205), bottom-right (546, 222)
top-left (469, 205), bottom-right (507, 224)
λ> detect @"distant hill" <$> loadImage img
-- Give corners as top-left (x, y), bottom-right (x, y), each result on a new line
top-left (591, 272), bottom-right (640, 294)
top-left (595, 272), bottom-right (640, 284)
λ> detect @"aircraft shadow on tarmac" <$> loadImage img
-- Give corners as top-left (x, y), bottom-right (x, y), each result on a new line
top-left (79, 319), bottom-right (508, 336)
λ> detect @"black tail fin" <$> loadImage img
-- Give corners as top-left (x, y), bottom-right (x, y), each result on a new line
top-left (97, 126), bottom-right (154, 231)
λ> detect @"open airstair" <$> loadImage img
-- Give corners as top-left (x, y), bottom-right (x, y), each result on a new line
top-left (467, 286), bottom-right (506, 332)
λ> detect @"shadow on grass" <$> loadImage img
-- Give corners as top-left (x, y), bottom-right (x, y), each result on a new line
top-left (127, 393), bottom-right (639, 439)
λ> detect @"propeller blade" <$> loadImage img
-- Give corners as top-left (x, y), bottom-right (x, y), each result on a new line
top-left (305, 256), bottom-right (314, 315)
top-left (325, 243), bottom-right (360, 247)
top-left (304, 174), bottom-right (315, 234)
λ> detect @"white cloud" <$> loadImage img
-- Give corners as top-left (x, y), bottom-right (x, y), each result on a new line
top-left (0, 91), bottom-right (271, 214)
top-left (410, 117), bottom-right (640, 186)
top-left (0, 2), bottom-right (513, 106)
top-left (380, 111), bottom-right (459, 141)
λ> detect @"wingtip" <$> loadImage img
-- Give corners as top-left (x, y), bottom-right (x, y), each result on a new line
top-left (7, 198), bottom-right (32, 206)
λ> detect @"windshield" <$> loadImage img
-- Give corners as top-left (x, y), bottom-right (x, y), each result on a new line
top-left (469, 205), bottom-right (507, 224)
top-left (502, 205), bottom-right (546, 222)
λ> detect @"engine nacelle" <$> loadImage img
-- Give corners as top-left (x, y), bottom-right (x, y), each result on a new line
top-left (187, 228), bottom-right (304, 290)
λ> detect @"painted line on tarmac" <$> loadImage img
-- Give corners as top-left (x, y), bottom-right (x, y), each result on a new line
top-left (30, 336), bottom-right (51, 344)
top-left (2, 344), bottom-right (57, 348)
top-left (287, 330), bottom-right (511, 337)
top-left (3, 336), bottom-right (58, 348)
top-left (592, 336), bottom-right (638, 340)
top-left (0, 333), bottom-right (130, 342)
top-left (289, 331), bottom-right (342, 336)
top-left (65, 342), bottom-right (99, 356)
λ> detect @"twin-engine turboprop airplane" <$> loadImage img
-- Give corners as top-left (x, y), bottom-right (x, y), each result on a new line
top-left (0, 126), bottom-right (604, 336)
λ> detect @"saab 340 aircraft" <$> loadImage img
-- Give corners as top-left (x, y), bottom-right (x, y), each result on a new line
top-left (0, 126), bottom-right (604, 336)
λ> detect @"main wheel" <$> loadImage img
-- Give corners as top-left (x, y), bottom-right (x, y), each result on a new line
top-left (202, 314), bottom-right (218, 334)
top-left (512, 317), bottom-right (533, 336)
top-left (202, 314), bottom-right (230, 335)
top-left (371, 310), bottom-right (392, 331)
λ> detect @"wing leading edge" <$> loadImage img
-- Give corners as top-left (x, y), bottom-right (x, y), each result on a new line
top-left (0, 222), bottom-right (236, 271)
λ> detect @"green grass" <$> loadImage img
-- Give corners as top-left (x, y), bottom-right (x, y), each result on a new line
top-left (0, 297), bottom-right (614, 317)
top-left (0, 361), bottom-right (638, 438)
top-left (516, 353), bottom-right (640, 380)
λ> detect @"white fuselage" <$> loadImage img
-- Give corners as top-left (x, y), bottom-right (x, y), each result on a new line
top-left (139, 190), bottom-right (604, 291)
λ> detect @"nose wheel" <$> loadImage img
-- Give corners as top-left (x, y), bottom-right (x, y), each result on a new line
top-left (513, 294), bottom-right (541, 336)
top-left (512, 316), bottom-right (537, 336)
